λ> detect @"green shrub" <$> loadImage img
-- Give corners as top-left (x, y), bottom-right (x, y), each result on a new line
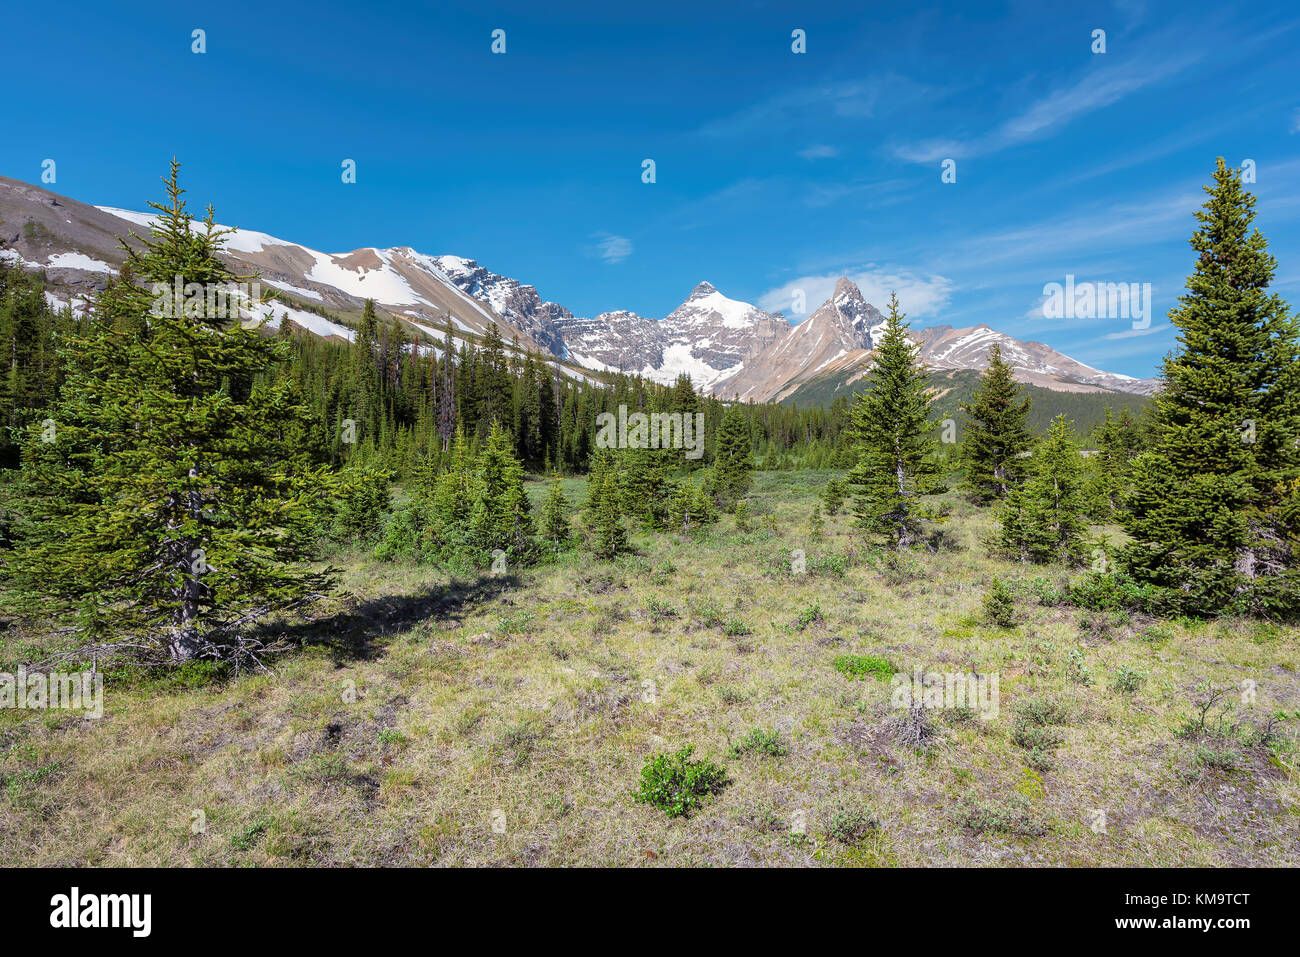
top-left (1010, 696), bottom-right (1070, 769)
top-left (810, 552), bottom-right (849, 577)
top-left (956, 795), bottom-right (1049, 837)
top-left (982, 577), bottom-right (1017, 627)
top-left (1013, 576), bottom-right (1069, 606)
top-left (693, 600), bottom-right (725, 628)
top-left (1110, 665), bottom-right (1147, 694)
top-left (1018, 696), bottom-right (1071, 727)
top-left (497, 612), bottom-right (536, 635)
top-left (1065, 647), bottom-right (1093, 685)
top-left (634, 746), bottom-right (729, 818)
top-left (230, 817), bottom-right (270, 851)
top-left (729, 727), bottom-right (787, 759)
top-left (1066, 571), bottom-right (1158, 612)
top-left (645, 597), bottom-right (678, 622)
top-left (792, 603), bottom-right (823, 630)
top-left (827, 802), bottom-right (878, 844)
top-left (833, 654), bottom-right (894, 682)
top-left (722, 617), bottom-right (752, 637)
top-left (1138, 623), bottom-right (1174, 646)
top-left (1011, 721), bottom-right (1064, 752)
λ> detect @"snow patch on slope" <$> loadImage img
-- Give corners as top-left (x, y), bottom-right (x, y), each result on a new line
top-left (45, 252), bottom-right (117, 274)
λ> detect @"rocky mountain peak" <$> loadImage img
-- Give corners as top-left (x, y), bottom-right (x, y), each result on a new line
top-left (832, 276), bottom-right (863, 301)
top-left (801, 278), bottom-right (883, 350)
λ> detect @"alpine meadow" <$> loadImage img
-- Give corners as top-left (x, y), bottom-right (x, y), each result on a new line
top-left (0, 1), bottom-right (1297, 924)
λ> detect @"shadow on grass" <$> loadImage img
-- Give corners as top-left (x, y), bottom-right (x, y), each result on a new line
top-left (268, 573), bottom-right (523, 665)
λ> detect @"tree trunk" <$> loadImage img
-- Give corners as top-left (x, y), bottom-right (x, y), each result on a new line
top-left (167, 469), bottom-right (204, 661)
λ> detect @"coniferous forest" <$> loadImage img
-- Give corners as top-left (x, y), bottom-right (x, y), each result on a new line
top-left (4, 159), bottom-right (1299, 658)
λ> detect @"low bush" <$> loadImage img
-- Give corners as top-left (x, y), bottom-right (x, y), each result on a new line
top-left (834, 654), bottom-right (894, 682)
top-left (634, 746), bottom-right (729, 818)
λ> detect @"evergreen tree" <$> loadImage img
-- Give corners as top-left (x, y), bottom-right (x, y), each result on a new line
top-left (471, 420), bottom-right (534, 555)
top-left (0, 263), bottom-right (74, 468)
top-left (1088, 406), bottom-right (1143, 519)
top-left (666, 476), bottom-right (717, 533)
top-left (586, 453), bottom-right (628, 558)
top-left (959, 341), bottom-right (1032, 501)
top-left (732, 499), bottom-right (751, 532)
top-left (1121, 159), bottom-right (1300, 614)
top-left (621, 446), bottom-right (672, 529)
top-left (325, 467), bottom-right (392, 547)
top-left (540, 475), bottom-right (572, 546)
top-left (846, 292), bottom-right (946, 548)
top-left (821, 476), bottom-right (846, 515)
top-left (584, 449), bottom-right (620, 521)
top-left (710, 404), bottom-right (753, 509)
top-left (996, 415), bottom-right (1088, 565)
top-left (7, 162), bottom-right (331, 662)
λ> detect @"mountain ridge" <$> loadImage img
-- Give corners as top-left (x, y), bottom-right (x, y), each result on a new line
top-left (0, 175), bottom-right (1160, 401)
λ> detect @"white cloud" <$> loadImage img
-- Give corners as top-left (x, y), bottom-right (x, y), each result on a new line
top-left (890, 53), bottom-right (1197, 164)
top-left (587, 232), bottom-right (632, 264)
top-left (797, 144), bottom-right (838, 160)
top-left (1103, 323), bottom-right (1169, 340)
top-left (699, 74), bottom-right (940, 139)
top-left (759, 266), bottom-right (953, 320)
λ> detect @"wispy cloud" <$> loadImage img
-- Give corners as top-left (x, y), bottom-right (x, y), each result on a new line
top-left (801, 176), bottom-right (915, 209)
top-left (586, 232), bottom-right (632, 264)
top-left (797, 144), bottom-right (838, 160)
top-left (1104, 323), bottom-right (1169, 340)
top-left (890, 53), bottom-right (1198, 164)
top-left (949, 190), bottom-right (1203, 270)
top-left (758, 266), bottom-right (952, 320)
top-left (700, 74), bottom-right (940, 139)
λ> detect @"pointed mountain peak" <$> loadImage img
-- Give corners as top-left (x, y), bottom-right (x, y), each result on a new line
top-left (800, 278), bottom-right (885, 351)
top-left (664, 281), bottom-right (779, 332)
top-left (832, 276), bottom-right (864, 300)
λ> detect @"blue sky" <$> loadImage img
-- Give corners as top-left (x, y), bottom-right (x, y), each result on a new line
top-left (4, 0), bottom-right (1299, 378)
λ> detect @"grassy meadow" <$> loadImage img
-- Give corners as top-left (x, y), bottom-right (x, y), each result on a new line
top-left (2, 470), bottom-right (1297, 866)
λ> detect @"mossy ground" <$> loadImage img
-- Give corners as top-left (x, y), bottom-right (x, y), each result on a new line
top-left (2, 471), bottom-right (1297, 866)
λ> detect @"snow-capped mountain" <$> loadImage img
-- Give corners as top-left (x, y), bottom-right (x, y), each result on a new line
top-left (0, 175), bottom-right (552, 352)
top-left (545, 283), bottom-right (787, 389)
top-left (0, 174), bottom-right (1159, 403)
top-left (714, 281), bottom-right (1159, 403)
top-left (658, 282), bottom-right (789, 384)
top-left (711, 277), bottom-right (885, 401)
top-left (420, 254), bottom-right (572, 355)
top-left (914, 324), bottom-right (1156, 395)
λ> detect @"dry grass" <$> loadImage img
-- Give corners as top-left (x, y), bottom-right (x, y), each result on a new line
top-left (2, 470), bottom-right (1298, 866)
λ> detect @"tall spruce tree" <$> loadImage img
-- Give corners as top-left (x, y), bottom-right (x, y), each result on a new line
top-left (959, 341), bottom-right (1032, 501)
top-left (996, 415), bottom-right (1089, 565)
top-left (710, 404), bottom-right (753, 509)
top-left (585, 451), bottom-right (627, 558)
top-left (8, 162), bottom-right (331, 663)
top-left (540, 475), bottom-right (572, 546)
top-left (1089, 406), bottom-right (1143, 519)
top-left (1121, 158), bottom-right (1300, 615)
top-left (847, 292), bottom-right (945, 548)
top-left (470, 420), bottom-right (534, 555)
